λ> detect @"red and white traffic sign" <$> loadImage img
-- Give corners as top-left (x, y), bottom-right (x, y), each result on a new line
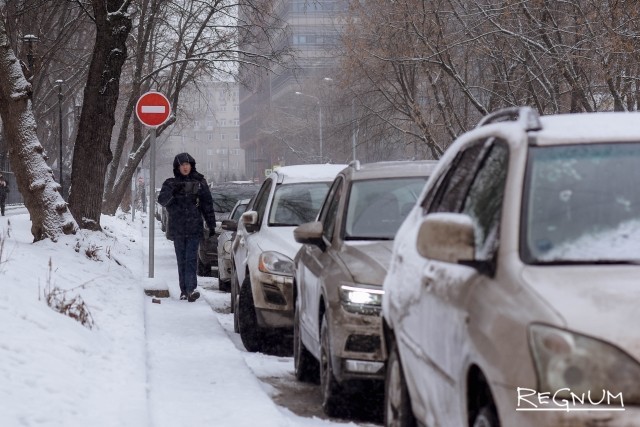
top-left (135, 91), bottom-right (171, 127)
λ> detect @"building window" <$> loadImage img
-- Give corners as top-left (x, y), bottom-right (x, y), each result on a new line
top-left (220, 134), bottom-right (226, 140)
top-left (234, 133), bottom-right (239, 140)
top-left (207, 149), bottom-right (214, 156)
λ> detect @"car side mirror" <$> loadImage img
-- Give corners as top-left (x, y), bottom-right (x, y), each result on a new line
top-left (241, 211), bottom-right (259, 233)
top-left (221, 219), bottom-right (237, 232)
top-left (294, 221), bottom-right (326, 251)
top-left (417, 213), bottom-right (475, 263)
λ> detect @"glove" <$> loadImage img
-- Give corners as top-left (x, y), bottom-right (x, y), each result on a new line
top-left (172, 182), bottom-right (185, 196)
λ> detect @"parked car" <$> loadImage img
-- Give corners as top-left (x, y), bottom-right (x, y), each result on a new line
top-left (217, 198), bottom-right (251, 292)
top-left (231, 164), bottom-right (346, 353)
top-left (196, 182), bottom-right (260, 277)
top-left (382, 107), bottom-right (640, 427)
top-left (292, 160), bottom-right (437, 416)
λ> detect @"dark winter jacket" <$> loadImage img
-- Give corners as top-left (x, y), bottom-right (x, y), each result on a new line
top-left (158, 153), bottom-right (216, 239)
top-left (0, 179), bottom-right (9, 201)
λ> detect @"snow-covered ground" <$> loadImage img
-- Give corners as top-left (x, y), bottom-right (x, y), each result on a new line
top-left (0, 210), bottom-right (379, 427)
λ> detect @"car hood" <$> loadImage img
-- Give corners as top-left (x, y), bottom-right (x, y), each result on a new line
top-left (256, 226), bottom-right (301, 260)
top-left (522, 265), bottom-right (640, 356)
top-left (339, 240), bottom-right (394, 286)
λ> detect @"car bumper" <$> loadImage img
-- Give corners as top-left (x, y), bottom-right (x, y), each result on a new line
top-left (494, 384), bottom-right (640, 426)
top-left (218, 257), bottom-right (233, 282)
top-left (251, 270), bottom-right (294, 329)
top-left (329, 305), bottom-right (386, 383)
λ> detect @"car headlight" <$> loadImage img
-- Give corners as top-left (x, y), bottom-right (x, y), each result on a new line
top-left (339, 283), bottom-right (384, 315)
top-left (258, 251), bottom-right (295, 276)
top-left (529, 324), bottom-right (640, 403)
top-left (223, 240), bottom-right (232, 253)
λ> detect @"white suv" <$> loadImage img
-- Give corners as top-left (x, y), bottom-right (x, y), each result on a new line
top-left (382, 108), bottom-right (640, 427)
top-left (231, 164), bottom-right (345, 353)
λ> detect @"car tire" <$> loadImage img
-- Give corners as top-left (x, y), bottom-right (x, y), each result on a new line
top-left (230, 265), bottom-right (237, 314)
top-left (294, 301), bottom-right (319, 383)
top-left (238, 277), bottom-right (264, 352)
top-left (472, 406), bottom-right (500, 427)
top-left (219, 279), bottom-right (231, 292)
top-left (197, 258), bottom-right (211, 277)
top-left (384, 340), bottom-right (416, 427)
top-left (320, 313), bottom-right (344, 417)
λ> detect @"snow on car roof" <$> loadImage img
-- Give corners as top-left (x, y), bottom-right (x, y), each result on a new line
top-left (271, 164), bottom-right (347, 183)
top-left (350, 160), bottom-right (439, 180)
top-left (537, 112), bottom-right (640, 145)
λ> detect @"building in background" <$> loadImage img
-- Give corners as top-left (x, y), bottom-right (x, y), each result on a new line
top-left (239, 0), bottom-right (348, 181)
top-left (158, 81), bottom-right (245, 185)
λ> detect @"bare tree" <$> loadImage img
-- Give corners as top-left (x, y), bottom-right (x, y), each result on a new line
top-left (101, 0), bottom-right (293, 215)
top-left (0, 16), bottom-right (77, 240)
top-left (68, 0), bottom-right (133, 230)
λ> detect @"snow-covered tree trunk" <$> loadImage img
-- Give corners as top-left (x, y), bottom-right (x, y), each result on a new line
top-left (68, 0), bottom-right (132, 230)
top-left (0, 17), bottom-right (77, 241)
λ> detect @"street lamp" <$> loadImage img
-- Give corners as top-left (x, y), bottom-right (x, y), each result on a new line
top-left (22, 34), bottom-right (38, 71)
top-left (55, 79), bottom-right (64, 198)
top-left (295, 91), bottom-right (323, 161)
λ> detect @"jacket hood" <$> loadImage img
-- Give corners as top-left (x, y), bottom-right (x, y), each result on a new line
top-left (173, 152), bottom-right (201, 178)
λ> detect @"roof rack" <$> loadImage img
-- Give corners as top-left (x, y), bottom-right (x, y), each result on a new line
top-left (476, 106), bottom-right (542, 131)
top-left (348, 159), bottom-right (361, 171)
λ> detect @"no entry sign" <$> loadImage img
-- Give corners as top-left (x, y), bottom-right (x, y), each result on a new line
top-left (136, 91), bottom-right (171, 127)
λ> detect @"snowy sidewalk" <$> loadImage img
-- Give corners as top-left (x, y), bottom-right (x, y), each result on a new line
top-left (140, 216), bottom-right (296, 427)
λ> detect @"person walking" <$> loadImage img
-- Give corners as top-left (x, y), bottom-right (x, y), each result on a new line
top-left (158, 153), bottom-right (216, 302)
top-left (0, 174), bottom-right (9, 216)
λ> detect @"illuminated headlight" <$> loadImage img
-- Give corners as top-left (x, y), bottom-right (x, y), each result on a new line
top-left (223, 240), bottom-right (232, 253)
top-left (258, 251), bottom-right (295, 276)
top-left (529, 324), bottom-right (640, 403)
top-left (339, 284), bottom-right (384, 315)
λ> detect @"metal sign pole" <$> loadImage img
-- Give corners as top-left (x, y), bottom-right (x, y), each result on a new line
top-left (148, 127), bottom-right (156, 278)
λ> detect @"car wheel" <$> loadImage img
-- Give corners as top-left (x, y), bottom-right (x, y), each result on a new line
top-left (230, 265), bottom-right (237, 313)
top-left (384, 340), bottom-right (416, 427)
top-left (320, 312), bottom-right (344, 417)
top-left (294, 301), bottom-right (319, 383)
top-left (197, 258), bottom-right (210, 277)
top-left (238, 277), bottom-right (264, 352)
top-left (472, 406), bottom-right (499, 427)
top-left (219, 279), bottom-right (231, 292)
top-left (232, 272), bottom-right (240, 332)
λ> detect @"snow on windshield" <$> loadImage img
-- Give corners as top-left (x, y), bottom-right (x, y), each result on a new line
top-left (539, 219), bottom-right (640, 262)
top-left (523, 142), bottom-right (640, 262)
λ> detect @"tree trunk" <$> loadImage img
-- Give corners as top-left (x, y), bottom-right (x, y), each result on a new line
top-left (68, 0), bottom-right (132, 230)
top-left (0, 18), bottom-right (77, 241)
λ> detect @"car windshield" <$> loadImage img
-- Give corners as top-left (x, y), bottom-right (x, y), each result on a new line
top-left (344, 177), bottom-right (427, 240)
top-left (231, 203), bottom-right (248, 221)
top-left (523, 142), bottom-right (640, 264)
top-left (268, 182), bottom-right (330, 226)
top-left (211, 185), bottom-right (259, 213)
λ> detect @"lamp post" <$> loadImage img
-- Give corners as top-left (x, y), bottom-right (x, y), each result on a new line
top-left (295, 91), bottom-right (322, 161)
top-left (22, 34), bottom-right (38, 71)
top-left (55, 79), bottom-right (64, 198)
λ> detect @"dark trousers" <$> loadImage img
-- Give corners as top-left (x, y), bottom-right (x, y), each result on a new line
top-left (0, 198), bottom-right (5, 216)
top-left (173, 237), bottom-right (200, 294)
